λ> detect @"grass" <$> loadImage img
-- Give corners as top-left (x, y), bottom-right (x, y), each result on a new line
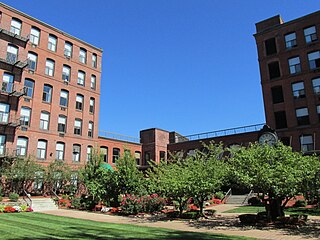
top-left (224, 206), bottom-right (320, 216)
top-left (0, 212), bottom-right (255, 240)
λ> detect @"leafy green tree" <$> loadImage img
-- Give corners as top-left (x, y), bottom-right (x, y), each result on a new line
top-left (228, 142), bottom-right (316, 220)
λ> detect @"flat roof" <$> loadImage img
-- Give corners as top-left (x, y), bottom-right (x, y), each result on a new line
top-left (0, 2), bottom-right (103, 52)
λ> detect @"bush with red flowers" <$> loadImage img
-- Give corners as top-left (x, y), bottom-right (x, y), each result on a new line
top-left (4, 206), bottom-right (16, 213)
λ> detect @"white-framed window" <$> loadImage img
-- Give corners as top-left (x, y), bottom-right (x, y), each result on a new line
top-left (10, 18), bottom-right (22, 35)
top-left (45, 59), bottom-right (55, 76)
top-left (60, 90), bottom-right (68, 107)
top-left (304, 26), bottom-right (317, 43)
top-left (73, 144), bottom-right (81, 162)
top-left (285, 32), bottom-right (297, 49)
top-left (74, 119), bottom-right (82, 135)
top-left (56, 142), bottom-right (65, 160)
top-left (58, 115), bottom-right (67, 133)
top-left (40, 111), bottom-right (50, 130)
top-left (64, 42), bottom-right (72, 58)
top-left (76, 94), bottom-right (83, 111)
top-left (296, 107), bottom-right (309, 126)
top-left (292, 82), bottom-right (305, 99)
top-left (0, 103), bottom-right (9, 123)
top-left (37, 140), bottom-right (47, 159)
top-left (112, 148), bottom-right (120, 163)
top-left (17, 137), bottom-right (28, 156)
top-left (300, 135), bottom-right (314, 152)
top-left (42, 84), bottom-right (52, 103)
top-left (100, 147), bottom-right (108, 162)
top-left (288, 57), bottom-right (301, 74)
top-left (7, 45), bottom-right (18, 64)
top-left (91, 75), bottom-right (96, 90)
top-left (0, 135), bottom-right (5, 156)
top-left (92, 54), bottom-right (97, 68)
top-left (313, 77), bottom-right (320, 94)
top-left (79, 48), bottom-right (87, 63)
top-left (88, 121), bottom-right (93, 138)
top-left (48, 34), bottom-right (57, 51)
top-left (20, 107), bottom-right (31, 126)
top-left (77, 71), bottom-right (85, 86)
top-left (2, 73), bottom-right (14, 93)
top-left (30, 27), bottom-right (40, 45)
top-left (86, 146), bottom-right (93, 161)
top-left (27, 52), bottom-right (37, 71)
top-left (89, 98), bottom-right (95, 114)
top-left (62, 65), bottom-right (71, 82)
top-left (308, 51), bottom-right (320, 70)
top-left (24, 79), bottom-right (34, 98)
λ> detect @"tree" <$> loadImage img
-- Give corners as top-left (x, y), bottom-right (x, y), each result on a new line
top-left (228, 142), bottom-right (316, 220)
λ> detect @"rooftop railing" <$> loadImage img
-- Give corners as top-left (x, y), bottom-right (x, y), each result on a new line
top-left (99, 130), bottom-right (140, 144)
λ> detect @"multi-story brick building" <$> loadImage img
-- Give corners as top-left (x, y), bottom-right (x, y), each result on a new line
top-left (0, 3), bottom-right (102, 168)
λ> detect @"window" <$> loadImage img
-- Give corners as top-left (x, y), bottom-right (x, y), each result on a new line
top-left (7, 45), bottom-right (18, 64)
top-left (60, 90), bottom-right (68, 107)
top-left (91, 75), bottom-right (96, 90)
top-left (37, 140), bottom-right (47, 159)
top-left (42, 84), bottom-right (52, 103)
top-left (274, 111), bottom-right (287, 129)
top-left (0, 103), bottom-right (9, 123)
top-left (92, 54), bottom-right (97, 68)
top-left (317, 105), bottom-right (320, 119)
top-left (288, 57), bottom-right (301, 74)
top-left (160, 151), bottom-right (166, 160)
top-left (87, 146), bottom-right (93, 161)
top-left (58, 115), bottom-right (67, 133)
top-left (64, 42), bottom-right (72, 58)
top-left (40, 111), bottom-right (50, 130)
top-left (45, 59), bottom-right (55, 76)
top-left (144, 152), bottom-right (150, 165)
top-left (24, 79), bottom-right (34, 98)
top-left (187, 149), bottom-right (196, 156)
top-left (10, 18), bottom-right (21, 35)
top-left (16, 137), bottom-right (28, 156)
top-left (312, 77), bottom-right (320, 94)
top-left (0, 135), bottom-right (5, 156)
top-left (27, 52), bottom-right (37, 71)
top-left (30, 27), bottom-right (40, 45)
top-left (88, 121), bottom-right (93, 138)
top-left (62, 65), bottom-right (71, 82)
top-left (308, 51), bottom-right (320, 70)
top-left (292, 82), bottom-right (305, 99)
top-left (135, 151), bottom-right (141, 165)
top-left (300, 135), bottom-right (314, 152)
top-left (77, 71), bottom-right (85, 86)
top-left (20, 107), bottom-right (31, 126)
top-left (284, 32), bottom-right (297, 49)
top-left (76, 94), bottom-right (84, 111)
top-left (304, 26), bottom-right (317, 43)
top-left (296, 108), bottom-right (309, 126)
top-left (112, 148), bottom-right (120, 163)
top-left (100, 147), bottom-right (108, 162)
top-left (79, 48), bottom-right (87, 63)
top-left (265, 38), bottom-right (277, 55)
top-left (271, 86), bottom-right (284, 104)
top-left (73, 144), bottom-right (81, 162)
top-left (48, 34), bottom-right (57, 51)
top-left (89, 98), bottom-right (95, 113)
top-left (2, 73), bottom-right (14, 93)
top-left (56, 142), bottom-right (65, 160)
top-left (74, 119), bottom-right (82, 135)
top-left (268, 61), bottom-right (280, 79)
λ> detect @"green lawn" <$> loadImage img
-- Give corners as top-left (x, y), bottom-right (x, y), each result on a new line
top-left (224, 206), bottom-right (320, 216)
top-left (0, 212), bottom-right (254, 240)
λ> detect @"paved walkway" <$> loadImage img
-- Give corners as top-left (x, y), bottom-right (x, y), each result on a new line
top-left (41, 207), bottom-right (320, 240)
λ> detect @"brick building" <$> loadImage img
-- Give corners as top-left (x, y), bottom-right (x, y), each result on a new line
top-left (0, 3), bottom-right (102, 168)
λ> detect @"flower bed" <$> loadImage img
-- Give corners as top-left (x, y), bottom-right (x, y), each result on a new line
top-left (0, 204), bottom-right (33, 213)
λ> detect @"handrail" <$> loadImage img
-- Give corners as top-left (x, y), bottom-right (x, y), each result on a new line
top-left (51, 190), bottom-right (59, 200)
top-left (242, 190), bottom-right (253, 205)
top-left (222, 188), bottom-right (232, 204)
top-left (50, 190), bottom-right (60, 207)
top-left (22, 190), bottom-right (32, 208)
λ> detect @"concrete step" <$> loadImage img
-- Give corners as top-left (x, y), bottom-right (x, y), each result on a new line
top-left (31, 197), bottom-right (58, 212)
top-left (226, 195), bottom-right (249, 204)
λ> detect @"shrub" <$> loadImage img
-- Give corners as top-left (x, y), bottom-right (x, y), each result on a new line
top-left (120, 194), bottom-right (142, 215)
top-left (248, 196), bottom-right (262, 206)
top-left (215, 191), bottom-right (225, 200)
top-left (0, 205), bottom-right (4, 213)
top-left (182, 211), bottom-right (200, 219)
top-left (293, 200), bottom-right (307, 207)
top-left (4, 206), bottom-right (16, 213)
top-left (80, 195), bottom-right (97, 210)
top-left (9, 193), bottom-right (19, 202)
top-left (204, 209), bottom-right (216, 216)
top-left (26, 207), bottom-right (33, 212)
top-left (142, 194), bottom-right (165, 213)
top-left (0, 196), bottom-right (2, 202)
top-left (20, 205), bottom-right (28, 212)
top-left (71, 197), bottom-right (82, 209)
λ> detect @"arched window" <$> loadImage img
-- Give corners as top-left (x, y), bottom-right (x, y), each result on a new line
top-left (64, 41), bottom-right (73, 58)
top-left (42, 84), bottom-right (52, 103)
top-left (62, 65), bottom-right (71, 82)
top-left (135, 151), bottom-right (141, 165)
top-left (112, 148), bottom-right (120, 163)
top-left (76, 94), bottom-right (84, 111)
top-left (30, 27), bottom-right (40, 45)
top-left (60, 90), bottom-right (69, 107)
top-left (45, 59), bottom-right (55, 76)
top-left (88, 121), bottom-right (93, 138)
top-left (48, 34), bottom-right (57, 51)
top-left (40, 111), bottom-right (50, 130)
top-left (74, 119), bottom-right (82, 135)
top-left (10, 18), bottom-right (22, 35)
top-left (58, 115), bottom-right (67, 133)
top-left (17, 137), bottom-right (28, 156)
top-left (100, 146), bottom-right (108, 162)
top-left (73, 144), bottom-right (81, 162)
top-left (7, 44), bottom-right (18, 63)
top-left (37, 139), bottom-right (47, 159)
top-left (0, 102), bottom-right (9, 123)
top-left (24, 79), bottom-right (35, 98)
top-left (79, 48), bottom-right (87, 63)
top-left (2, 73), bottom-right (14, 93)
top-left (92, 53), bottom-right (97, 68)
top-left (20, 107), bottom-right (31, 126)
top-left (77, 71), bottom-right (85, 86)
top-left (27, 52), bottom-right (37, 71)
top-left (91, 75), bottom-right (96, 90)
top-left (89, 98), bottom-right (95, 113)
top-left (56, 142), bottom-right (65, 160)
top-left (87, 146), bottom-right (93, 161)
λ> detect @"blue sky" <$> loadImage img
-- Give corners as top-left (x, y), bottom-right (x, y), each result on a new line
top-left (3, 0), bottom-right (320, 137)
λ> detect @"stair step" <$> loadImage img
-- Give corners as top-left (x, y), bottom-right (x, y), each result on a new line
top-left (31, 197), bottom-right (58, 212)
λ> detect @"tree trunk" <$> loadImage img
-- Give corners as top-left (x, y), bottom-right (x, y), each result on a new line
top-left (267, 198), bottom-right (284, 220)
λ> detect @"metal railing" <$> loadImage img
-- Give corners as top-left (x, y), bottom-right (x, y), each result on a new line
top-left (22, 190), bottom-right (32, 208)
top-left (242, 190), bottom-right (254, 205)
top-left (175, 123), bottom-right (265, 143)
top-left (222, 188), bottom-right (232, 204)
top-left (99, 130), bottom-right (141, 143)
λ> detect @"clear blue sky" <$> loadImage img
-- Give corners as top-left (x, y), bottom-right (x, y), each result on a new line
top-left (3, 0), bottom-right (320, 137)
